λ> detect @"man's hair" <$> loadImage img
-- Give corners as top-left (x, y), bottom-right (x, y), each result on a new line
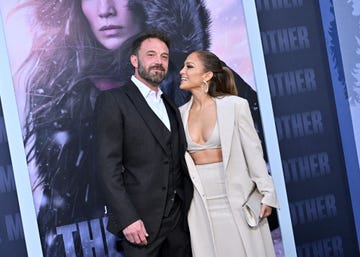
top-left (131, 30), bottom-right (171, 55)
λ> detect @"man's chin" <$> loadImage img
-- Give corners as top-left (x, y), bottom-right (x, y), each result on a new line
top-left (151, 70), bottom-right (165, 77)
top-left (149, 75), bottom-right (166, 85)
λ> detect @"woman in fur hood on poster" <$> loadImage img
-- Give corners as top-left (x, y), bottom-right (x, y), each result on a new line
top-left (10, 0), bottom-right (269, 256)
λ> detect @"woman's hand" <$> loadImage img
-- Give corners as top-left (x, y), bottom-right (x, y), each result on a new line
top-left (259, 204), bottom-right (272, 219)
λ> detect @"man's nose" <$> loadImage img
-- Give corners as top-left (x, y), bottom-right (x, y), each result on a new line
top-left (153, 55), bottom-right (163, 65)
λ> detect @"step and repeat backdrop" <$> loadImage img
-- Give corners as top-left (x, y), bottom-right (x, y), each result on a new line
top-left (326, 0), bottom-right (360, 248)
top-left (0, 101), bottom-right (27, 256)
top-left (256, 0), bottom-right (360, 256)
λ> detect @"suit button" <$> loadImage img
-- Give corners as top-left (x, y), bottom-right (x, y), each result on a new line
top-left (162, 186), bottom-right (166, 191)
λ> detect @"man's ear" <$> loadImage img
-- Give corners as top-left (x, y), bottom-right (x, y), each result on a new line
top-left (130, 55), bottom-right (138, 68)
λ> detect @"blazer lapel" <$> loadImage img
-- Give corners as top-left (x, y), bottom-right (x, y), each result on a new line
top-left (180, 97), bottom-right (193, 137)
top-left (215, 98), bottom-right (234, 171)
top-left (124, 82), bottom-right (168, 152)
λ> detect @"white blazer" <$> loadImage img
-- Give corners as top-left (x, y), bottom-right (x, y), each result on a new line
top-left (179, 95), bottom-right (279, 257)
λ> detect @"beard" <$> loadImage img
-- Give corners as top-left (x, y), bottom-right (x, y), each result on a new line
top-left (138, 60), bottom-right (167, 86)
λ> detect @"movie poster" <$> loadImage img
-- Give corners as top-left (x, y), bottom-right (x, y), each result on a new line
top-left (0, 1), bottom-right (282, 256)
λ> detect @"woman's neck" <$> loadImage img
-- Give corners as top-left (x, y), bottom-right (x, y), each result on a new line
top-left (191, 92), bottom-right (214, 110)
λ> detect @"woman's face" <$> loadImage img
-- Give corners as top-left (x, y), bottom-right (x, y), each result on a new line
top-left (179, 53), bottom-right (209, 91)
top-left (81, 0), bottom-right (141, 50)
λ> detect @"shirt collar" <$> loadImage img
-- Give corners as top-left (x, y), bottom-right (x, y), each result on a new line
top-left (131, 75), bottom-right (163, 100)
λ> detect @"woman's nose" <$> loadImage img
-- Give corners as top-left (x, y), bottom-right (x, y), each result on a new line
top-left (98, 0), bottom-right (116, 18)
top-left (179, 67), bottom-right (185, 74)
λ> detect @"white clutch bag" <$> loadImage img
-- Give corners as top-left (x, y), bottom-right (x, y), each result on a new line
top-left (242, 188), bottom-right (263, 228)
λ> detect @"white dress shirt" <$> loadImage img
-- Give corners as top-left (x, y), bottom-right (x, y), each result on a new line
top-left (131, 75), bottom-right (171, 131)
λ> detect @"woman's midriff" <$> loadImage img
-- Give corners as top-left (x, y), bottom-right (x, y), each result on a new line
top-left (190, 148), bottom-right (223, 165)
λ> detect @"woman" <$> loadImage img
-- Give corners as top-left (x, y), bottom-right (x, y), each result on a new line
top-left (179, 50), bottom-right (279, 257)
top-left (17, 1), bottom-right (144, 255)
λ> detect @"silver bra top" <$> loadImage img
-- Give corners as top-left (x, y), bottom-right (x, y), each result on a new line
top-left (186, 121), bottom-right (221, 153)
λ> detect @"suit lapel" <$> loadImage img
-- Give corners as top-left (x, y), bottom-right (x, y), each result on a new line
top-left (215, 97), bottom-right (234, 171)
top-left (124, 82), bottom-right (168, 152)
top-left (162, 94), bottom-right (187, 152)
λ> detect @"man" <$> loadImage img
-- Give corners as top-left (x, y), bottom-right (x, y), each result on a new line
top-left (94, 31), bottom-right (193, 257)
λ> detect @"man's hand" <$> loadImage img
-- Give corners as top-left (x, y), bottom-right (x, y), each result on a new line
top-left (122, 220), bottom-right (149, 245)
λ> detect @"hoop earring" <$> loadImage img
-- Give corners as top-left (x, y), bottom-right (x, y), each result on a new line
top-left (202, 80), bottom-right (209, 93)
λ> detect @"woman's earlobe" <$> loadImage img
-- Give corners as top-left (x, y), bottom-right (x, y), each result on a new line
top-left (205, 71), bottom-right (214, 81)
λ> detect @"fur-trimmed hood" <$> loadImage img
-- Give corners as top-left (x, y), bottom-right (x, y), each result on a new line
top-left (143, 0), bottom-right (211, 54)
top-left (140, 0), bottom-right (212, 105)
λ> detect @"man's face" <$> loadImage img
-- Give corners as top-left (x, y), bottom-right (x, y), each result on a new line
top-left (131, 38), bottom-right (169, 87)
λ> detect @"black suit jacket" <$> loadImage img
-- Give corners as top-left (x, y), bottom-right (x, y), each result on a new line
top-left (94, 81), bottom-right (193, 243)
